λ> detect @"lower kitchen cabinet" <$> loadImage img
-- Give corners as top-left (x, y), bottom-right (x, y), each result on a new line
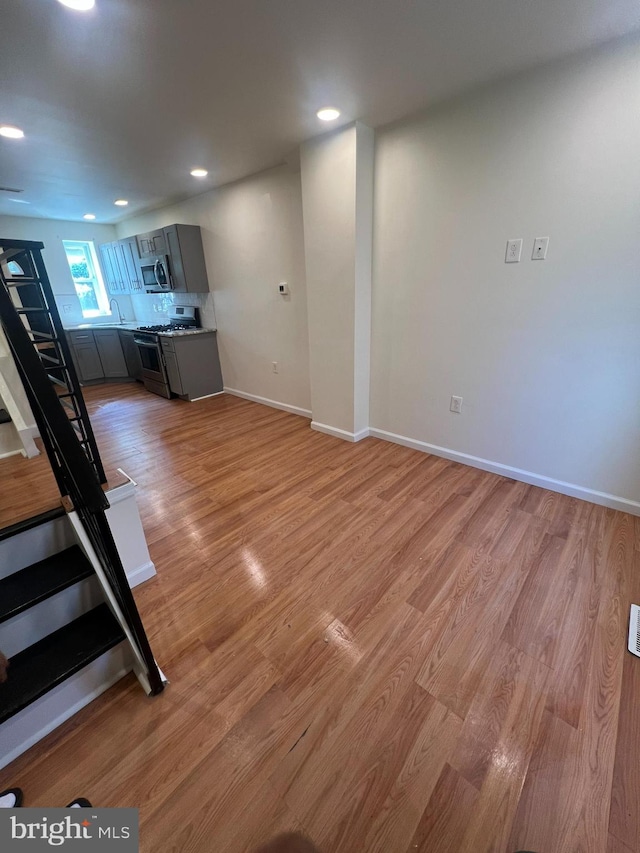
top-left (66, 329), bottom-right (131, 383)
top-left (160, 332), bottom-right (223, 401)
top-left (118, 330), bottom-right (143, 381)
top-left (93, 329), bottom-right (127, 378)
top-left (72, 341), bottom-right (104, 381)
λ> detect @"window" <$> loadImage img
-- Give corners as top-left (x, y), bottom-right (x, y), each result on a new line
top-left (7, 261), bottom-right (24, 276)
top-left (62, 240), bottom-right (111, 318)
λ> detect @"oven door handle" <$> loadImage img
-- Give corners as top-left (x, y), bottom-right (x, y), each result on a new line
top-left (134, 339), bottom-right (160, 349)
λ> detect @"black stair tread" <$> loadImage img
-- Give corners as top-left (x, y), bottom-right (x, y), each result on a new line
top-left (0, 507), bottom-right (66, 544)
top-left (0, 604), bottom-right (125, 725)
top-left (0, 545), bottom-right (95, 624)
top-left (0, 409), bottom-right (10, 424)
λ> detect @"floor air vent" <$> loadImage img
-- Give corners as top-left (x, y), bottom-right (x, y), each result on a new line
top-left (628, 605), bottom-right (640, 657)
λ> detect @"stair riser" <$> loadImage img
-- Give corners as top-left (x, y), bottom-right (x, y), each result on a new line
top-left (0, 576), bottom-right (102, 658)
top-left (0, 516), bottom-right (74, 580)
top-left (0, 642), bottom-right (132, 771)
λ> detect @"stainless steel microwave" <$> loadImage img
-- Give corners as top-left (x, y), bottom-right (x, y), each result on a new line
top-left (140, 256), bottom-right (172, 292)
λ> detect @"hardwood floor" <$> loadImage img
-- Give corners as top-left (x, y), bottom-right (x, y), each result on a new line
top-left (1, 381), bottom-right (639, 852)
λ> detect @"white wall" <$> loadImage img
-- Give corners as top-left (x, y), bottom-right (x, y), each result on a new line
top-left (0, 215), bottom-right (131, 326)
top-left (116, 165), bottom-right (311, 413)
top-left (371, 37), bottom-right (640, 506)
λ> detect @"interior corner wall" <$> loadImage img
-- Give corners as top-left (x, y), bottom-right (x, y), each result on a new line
top-left (300, 127), bottom-right (357, 434)
top-left (370, 36), bottom-right (640, 507)
top-left (354, 124), bottom-right (374, 436)
top-left (115, 165), bottom-right (311, 415)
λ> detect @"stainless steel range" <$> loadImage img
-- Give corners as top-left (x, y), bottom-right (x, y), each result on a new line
top-left (134, 306), bottom-right (199, 398)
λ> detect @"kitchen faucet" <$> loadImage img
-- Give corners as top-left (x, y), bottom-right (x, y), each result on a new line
top-left (109, 298), bottom-right (125, 324)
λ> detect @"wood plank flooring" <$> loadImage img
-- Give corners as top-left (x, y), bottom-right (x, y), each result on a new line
top-left (1, 381), bottom-right (639, 852)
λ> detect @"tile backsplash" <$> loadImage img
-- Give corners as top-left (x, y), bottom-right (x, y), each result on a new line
top-left (55, 292), bottom-right (135, 326)
top-left (129, 291), bottom-right (217, 329)
top-left (55, 287), bottom-right (217, 329)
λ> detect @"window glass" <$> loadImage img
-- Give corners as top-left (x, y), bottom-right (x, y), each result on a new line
top-left (62, 240), bottom-right (110, 318)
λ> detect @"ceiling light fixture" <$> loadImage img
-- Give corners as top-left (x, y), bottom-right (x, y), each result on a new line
top-left (56, 0), bottom-right (96, 10)
top-left (190, 168), bottom-right (208, 178)
top-left (83, 213), bottom-right (96, 220)
top-left (114, 199), bottom-right (128, 206)
top-left (0, 125), bottom-right (25, 139)
top-left (316, 108), bottom-right (340, 121)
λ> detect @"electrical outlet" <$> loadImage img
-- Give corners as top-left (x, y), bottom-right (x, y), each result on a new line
top-left (505, 239), bottom-right (523, 263)
top-left (278, 281), bottom-right (289, 295)
top-left (532, 237), bottom-right (549, 260)
top-left (272, 361), bottom-right (278, 374)
top-left (62, 304), bottom-right (72, 314)
top-left (450, 396), bottom-right (463, 414)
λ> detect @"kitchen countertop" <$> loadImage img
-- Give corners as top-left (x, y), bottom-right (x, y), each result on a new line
top-left (158, 328), bottom-right (216, 338)
top-left (63, 322), bottom-right (140, 331)
top-left (63, 322), bottom-right (217, 336)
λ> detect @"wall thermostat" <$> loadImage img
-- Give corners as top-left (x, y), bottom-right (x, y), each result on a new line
top-left (278, 281), bottom-right (290, 295)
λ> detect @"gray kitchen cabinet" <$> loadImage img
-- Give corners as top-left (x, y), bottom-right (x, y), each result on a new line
top-left (93, 329), bottom-right (128, 378)
top-left (162, 348), bottom-right (183, 395)
top-left (99, 239), bottom-right (143, 295)
top-left (75, 344), bottom-right (104, 381)
top-left (99, 241), bottom-right (128, 295)
top-left (119, 238), bottom-right (143, 293)
top-left (98, 242), bottom-right (120, 294)
top-left (136, 228), bottom-right (166, 259)
top-left (67, 331), bottom-right (104, 382)
top-left (162, 224), bottom-right (208, 293)
top-left (160, 332), bottom-right (223, 401)
top-left (119, 329), bottom-right (143, 381)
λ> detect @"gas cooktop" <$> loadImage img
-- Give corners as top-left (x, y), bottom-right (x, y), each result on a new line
top-left (137, 323), bottom-right (193, 333)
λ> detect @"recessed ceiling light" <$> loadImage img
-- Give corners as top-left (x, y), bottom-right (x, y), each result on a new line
top-left (316, 108), bottom-right (340, 121)
top-left (57, 0), bottom-right (96, 10)
top-left (83, 213), bottom-right (96, 220)
top-left (0, 125), bottom-right (25, 139)
top-left (190, 168), bottom-right (208, 178)
top-left (114, 199), bottom-right (128, 206)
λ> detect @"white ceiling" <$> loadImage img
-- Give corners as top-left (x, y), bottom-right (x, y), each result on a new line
top-left (1, 0), bottom-right (638, 223)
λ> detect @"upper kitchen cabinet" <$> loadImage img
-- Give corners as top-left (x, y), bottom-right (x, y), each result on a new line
top-left (118, 238), bottom-right (144, 293)
top-left (136, 228), bottom-right (167, 259)
top-left (99, 242), bottom-right (125, 295)
top-left (98, 239), bottom-right (144, 295)
top-left (162, 224), bottom-right (209, 293)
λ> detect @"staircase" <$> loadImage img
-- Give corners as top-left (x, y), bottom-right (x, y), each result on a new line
top-left (0, 238), bottom-right (164, 770)
top-left (0, 237), bottom-right (105, 483)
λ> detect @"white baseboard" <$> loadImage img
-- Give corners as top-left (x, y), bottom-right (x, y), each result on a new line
top-left (369, 427), bottom-right (640, 516)
top-left (224, 387), bottom-right (312, 419)
top-left (0, 448), bottom-right (22, 460)
top-left (311, 421), bottom-right (370, 443)
top-left (189, 391), bottom-right (225, 402)
top-left (127, 560), bottom-right (157, 588)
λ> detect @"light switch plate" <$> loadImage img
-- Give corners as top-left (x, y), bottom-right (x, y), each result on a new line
top-left (532, 237), bottom-right (549, 260)
top-left (505, 239), bottom-right (523, 263)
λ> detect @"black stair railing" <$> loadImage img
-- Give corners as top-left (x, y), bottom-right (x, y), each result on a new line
top-left (0, 239), bottom-right (163, 696)
top-left (0, 238), bottom-right (105, 484)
